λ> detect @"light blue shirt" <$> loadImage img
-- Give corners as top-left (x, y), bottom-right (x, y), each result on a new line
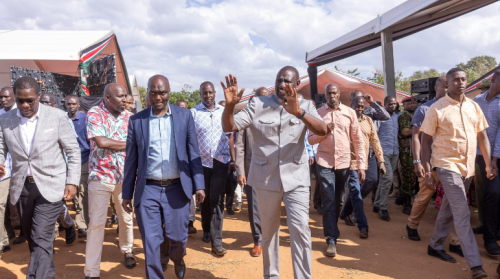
top-left (474, 91), bottom-right (500, 158)
top-left (146, 105), bottom-right (180, 180)
top-left (377, 111), bottom-right (400, 156)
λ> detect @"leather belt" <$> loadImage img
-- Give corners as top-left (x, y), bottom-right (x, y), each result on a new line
top-left (146, 178), bottom-right (180, 187)
top-left (26, 176), bottom-right (35, 184)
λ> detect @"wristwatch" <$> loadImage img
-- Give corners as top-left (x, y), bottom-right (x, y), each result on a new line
top-left (413, 159), bottom-right (421, 164)
top-left (297, 110), bottom-right (307, 119)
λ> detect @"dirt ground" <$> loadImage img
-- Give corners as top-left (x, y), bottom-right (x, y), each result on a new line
top-left (1, 194), bottom-right (499, 279)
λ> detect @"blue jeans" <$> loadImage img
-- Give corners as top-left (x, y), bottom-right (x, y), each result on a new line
top-left (317, 165), bottom-right (349, 244)
top-left (360, 155), bottom-right (379, 198)
top-left (340, 170), bottom-right (368, 230)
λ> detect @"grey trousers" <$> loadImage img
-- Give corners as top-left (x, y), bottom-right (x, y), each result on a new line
top-left (374, 154), bottom-right (399, 210)
top-left (430, 168), bottom-right (482, 268)
top-left (244, 185), bottom-right (262, 246)
top-left (255, 186), bottom-right (312, 279)
top-left (75, 161), bottom-right (89, 229)
top-left (0, 178), bottom-right (10, 250)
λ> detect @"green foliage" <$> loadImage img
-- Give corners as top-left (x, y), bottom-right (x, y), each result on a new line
top-left (139, 86), bottom-right (147, 109)
top-left (456, 56), bottom-right (498, 84)
top-left (138, 84), bottom-right (201, 110)
top-left (334, 65), bottom-right (360, 76)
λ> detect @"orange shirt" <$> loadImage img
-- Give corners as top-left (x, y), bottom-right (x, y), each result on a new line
top-left (350, 115), bottom-right (384, 170)
top-left (309, 103), bottom-right (365, 170)
top-left (421, 94), bottom-right (488, 178)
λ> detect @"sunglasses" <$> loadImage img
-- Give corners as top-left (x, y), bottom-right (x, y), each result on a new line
top-left (16, 98), bottom-right (37, 105)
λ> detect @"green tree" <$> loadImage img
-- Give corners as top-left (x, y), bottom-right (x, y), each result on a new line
top-left (334, 65), bottom-right (360, 76)
top-left (139, 86), bottom-right (147, 109)
top-left (457, 55), bottom-right (498, 78)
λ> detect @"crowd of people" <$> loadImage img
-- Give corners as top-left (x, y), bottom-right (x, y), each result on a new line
top-left (0, 65), bottom-right (498, 279)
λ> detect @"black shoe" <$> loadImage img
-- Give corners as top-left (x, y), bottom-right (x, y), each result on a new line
top-left (472, 225), bottom-right (484, 234)
top-left (340, 215), bottom-right (355, 226)
top-left (124, 253), bottom-right (137, 269)
top-left (174, 260), bottom-right (186, 279)
top-left (427, 245), bottom-right (456, 263)
top-left (406, 225), bottom-right (421, 241)
top-left (449, 244), bottom-right (464, 257)
top-left (109, 215), bottom-right (118, 224)
top-left (65, 225), bottom-right (76, 244)
top-left (211, 246), bottom-right (227, 257)
top-left (471, 266), bottom-right (488, 279)
top-left (395, 197), bottom-right (404, 206)
top-left (402, 205), bottom-right (412, 215)
top-left (13, 234), bottom-right (26, 245)
top-left (202, 232), bottom-right (211, 243)
top-left (359, 228), bottom-right (369, 239)
top-left (188, 221), bottom-right (197, 235)
top-left (378, 210), bottom-right (390, 221)
top-left (78, 228), bottom-right (87, 238)
top-left (485, 242), bottom-right (500, 257)
top-left (373, 206), bottom-right (379, 213)
top-left (58, 223), bottom-right (64, 232)
top-left (227, 208), bottom-right (235, 215)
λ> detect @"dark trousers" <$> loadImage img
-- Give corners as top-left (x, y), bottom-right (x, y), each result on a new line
top-left (317, 165), bottom-right (349, 244)
top-left (311, 162), bottom-right (322, 208)
top-left (361, 155), bottom-right (379, 199)
top-left (476, 155), bottom-right (500, 244)
top-left (135, 183), bottom-right (190, 279)
top-left (201, 160), bottom-right (229, 247)
top-left (340, 170), bottom-right (368, 230)
top-left (244, 185), bottom-right (262, 246)
top-left (4, 194), bottom-right (16, 239)
top-left (224, 171), bottom-right (238, 210)
top-left (17, 179), bottom-right (63, 279)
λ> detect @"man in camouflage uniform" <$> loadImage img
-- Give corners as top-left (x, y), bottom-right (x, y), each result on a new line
top-left (398, 97), bottom-right (418, 215)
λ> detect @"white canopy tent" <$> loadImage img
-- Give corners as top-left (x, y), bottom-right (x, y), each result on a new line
top-left (0, 30), bottom-right (131, 94)
top-left (306, 0), bottom-right (498, 100)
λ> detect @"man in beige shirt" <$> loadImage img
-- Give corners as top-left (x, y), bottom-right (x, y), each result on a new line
top-left (421, 68), bottom-right (496, 279)
top-left (308, 83), bottom-right (366, 257)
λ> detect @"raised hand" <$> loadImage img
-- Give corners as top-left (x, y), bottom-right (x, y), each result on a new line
top-left (277, 83), bottom-right (302, 117)
top-left (364, 94), bottom-right (374, 104)
top-left (221, 74), bottom-right (245, 106)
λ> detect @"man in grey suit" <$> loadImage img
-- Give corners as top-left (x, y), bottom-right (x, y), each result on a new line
top-left (235, 86), bottom-right (271, 258)
top-left (222, 67), bottom-right (327, 279)
top-left (0, 76), bottom-right (80, 278)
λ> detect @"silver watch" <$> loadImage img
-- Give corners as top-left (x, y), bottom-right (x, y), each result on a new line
top-left (413, 159), bottom-right (421, 164)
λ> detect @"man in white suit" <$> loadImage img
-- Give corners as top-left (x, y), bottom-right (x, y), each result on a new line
top-left (0, 76), bottom-right (81, 278)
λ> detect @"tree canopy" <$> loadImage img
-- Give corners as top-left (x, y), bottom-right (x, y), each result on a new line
top-left (138, 84), bottom-right (201, 109)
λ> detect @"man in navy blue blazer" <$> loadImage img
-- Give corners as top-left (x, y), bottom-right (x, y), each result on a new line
top-left (122, 75), bottom-right (205, 279)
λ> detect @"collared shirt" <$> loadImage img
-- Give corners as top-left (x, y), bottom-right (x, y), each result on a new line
top-left (411, 98), bottom-right (437, 128)
top-left (350, 114), bottom-right (383, 170)
top-left (70, 111), bottom-right (90, 163)
top-left (87, 102), bottom-right (133, 184)
top-left (421, 94), bottom-right (488, 178)
top-left (474, 91), bottom-right (500, 158)
top-left (305, 130), bottom-right (318, 158)
top-left (309, 103), bottom-right (365, 170)
top-left (377, 112), bottom-right (400, 156)
top-left (363, 102), bottom-right (390, 121)
top-left (146, 105), bottom-right (180, 180)
top-left (17, 107), bottom-right (40, 176)
top-left (191, 103), bottom-right (230, 168)
top-left (0, 103), bottom-right (16, 180)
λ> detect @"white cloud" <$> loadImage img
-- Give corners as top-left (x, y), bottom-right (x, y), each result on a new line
top-left (0, 0), bottom-right (498, 100)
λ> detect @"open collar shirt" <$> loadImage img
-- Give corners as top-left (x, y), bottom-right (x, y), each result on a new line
top-left (351, 114), bottom-right (383, 170)
top-left (191, 103), bottom-right (230, 168)
top-left (309, 103), bottom-right (365, 170)
top-left (87, 102), bottom-right (133, 184)
top-left (474, 90), bottom-right (500, 158)
top-left (17, 107), bottom-right (40, 176)
top-left (421, 94), bottom-right (488, 178)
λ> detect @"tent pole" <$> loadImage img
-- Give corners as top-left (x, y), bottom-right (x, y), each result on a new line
top-left (381, 29), bottom-right (396, 98)
top-left (307, 64), bottom-right (318, 102)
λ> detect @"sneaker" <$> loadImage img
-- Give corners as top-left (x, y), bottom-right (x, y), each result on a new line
top-left (326, 243), bottom-right (336, 257)
top-left (234, 203), bottom-right (242, 212)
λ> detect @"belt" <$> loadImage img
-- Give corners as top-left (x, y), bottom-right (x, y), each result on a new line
top-left (26, 176), bottom-right (35, 184)
top-left (146, 178), bottom-right (180, 187)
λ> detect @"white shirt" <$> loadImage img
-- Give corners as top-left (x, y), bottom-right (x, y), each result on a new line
top-left (16, 108), bottom-right (40, 176)
top-left (0, 103), bottom-right (16, 180)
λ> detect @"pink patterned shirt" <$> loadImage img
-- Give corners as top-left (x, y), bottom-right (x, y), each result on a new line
top-left (87, 102), bottom-right (133, 184)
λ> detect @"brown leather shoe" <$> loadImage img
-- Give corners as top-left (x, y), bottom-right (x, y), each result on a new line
top-left (251, 245), bottom-right (262, 257)
top-left (124, 253), bottom-right (137, 269)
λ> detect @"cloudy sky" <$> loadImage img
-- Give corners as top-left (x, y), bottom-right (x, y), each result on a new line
top-left (1, 0), bottom-right (499, 100)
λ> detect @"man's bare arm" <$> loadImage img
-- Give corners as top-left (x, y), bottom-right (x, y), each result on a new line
top-left (94, 136), bottom-right (126, 152)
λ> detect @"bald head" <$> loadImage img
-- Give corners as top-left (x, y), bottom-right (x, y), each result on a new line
top-left (351, 90), bottom-right (364, 99)
top-left (255, 87), bottom-right (270, 97)
top-left (148, 75), bottom-right (170, 92)
top-left (176, 100), bottom-right (188, 109)
top-left (324, 83), bottom-right (339, 94)
top-left (104, 83), bottom-right (128, 114)
top-left (0, 87), bottom-right (15, 111)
